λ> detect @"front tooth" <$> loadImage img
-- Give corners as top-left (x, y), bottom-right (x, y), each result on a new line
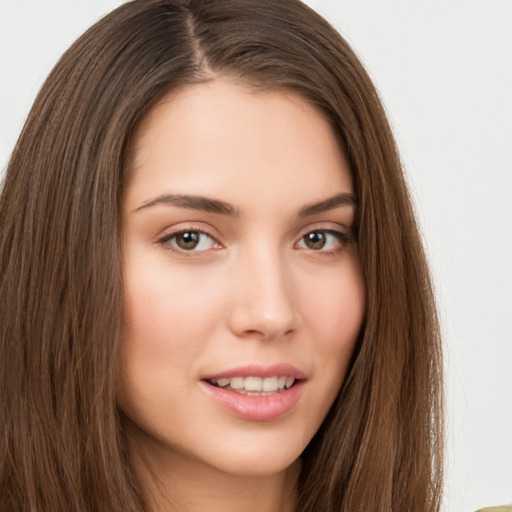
top-left (285, 377), bottom-right (295, 389)
top-left (262, 376), bottom-right (279, 392)
top-left (244, 377), bottom-right (262, 391)
top-left (278, 376), bottom-right (286, 389)
top-left (230, 377), bottom-right (244, 389)
top-left (216, 378), bottom-right (230, 387)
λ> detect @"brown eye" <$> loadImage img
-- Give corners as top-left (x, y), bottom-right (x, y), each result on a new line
top-left (160, 230), bottom-right (218, 252)
top-left (175, 231), bottom-right (201, 250)
top-left (297, 229), bottom-right (348, 252)
top-left (303, 231), bottom-right (327, 250)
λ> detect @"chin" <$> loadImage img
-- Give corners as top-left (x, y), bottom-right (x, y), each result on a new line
top-left (200, 430), bottom-right (306, 478)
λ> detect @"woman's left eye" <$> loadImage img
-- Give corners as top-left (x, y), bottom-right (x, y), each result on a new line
top-left (296, 229), bottom-right (348, 252)
top-left (159, 230), bottom-right (219, 252)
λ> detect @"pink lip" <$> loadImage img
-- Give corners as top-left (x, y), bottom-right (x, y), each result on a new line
top-left (202, 363), bottom-right (306, 381)
top-left (200, 380), bottom-right (305, 422)
top-left (200, 363), bottom-right (307, 422)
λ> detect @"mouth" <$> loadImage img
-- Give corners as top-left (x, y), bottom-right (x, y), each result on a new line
top-left (200, 364), bottom-right (306, 421)
top-left (206, 375), bottom-right (298, 395)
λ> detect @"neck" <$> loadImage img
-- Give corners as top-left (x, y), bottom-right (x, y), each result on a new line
top-left (127, 432), bottom-right (301, 512)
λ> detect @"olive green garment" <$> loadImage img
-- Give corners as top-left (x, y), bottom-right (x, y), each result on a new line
top-left (476, 506), bottom-right (512, 512)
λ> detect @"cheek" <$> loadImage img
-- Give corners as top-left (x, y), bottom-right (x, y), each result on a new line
top-left (117, 262), bottom-right (223, 426)
top-left (300, 257), bottom-right (365, 384)
top-left (123, 259), bottom-right (223, 352)
top-left (304, 259), bottom-right (365, 340)
top-left (118, 262), bottom-right (224, 415)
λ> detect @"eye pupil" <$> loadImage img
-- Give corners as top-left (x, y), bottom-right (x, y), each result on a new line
top-left (176, 232), bottom-right (200, 250)
top-left (304, 231), bottom-right (326, 250)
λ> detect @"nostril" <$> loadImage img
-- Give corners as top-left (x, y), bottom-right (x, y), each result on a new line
top-left (225, 283), bottom-right (301, 340)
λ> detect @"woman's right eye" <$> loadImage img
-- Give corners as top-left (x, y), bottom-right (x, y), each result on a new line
top-left (158, 230), bottom-right (220, 253)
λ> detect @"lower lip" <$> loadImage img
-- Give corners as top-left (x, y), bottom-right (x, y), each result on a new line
top-left (200, 380), bottom-right (305, 422)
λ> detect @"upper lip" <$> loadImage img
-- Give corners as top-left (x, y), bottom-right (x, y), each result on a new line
top-left (201, 363), bottom-right (307, 381)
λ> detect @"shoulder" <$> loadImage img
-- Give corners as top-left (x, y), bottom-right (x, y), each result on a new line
top-left (476, 506), bottom-right (512, 512)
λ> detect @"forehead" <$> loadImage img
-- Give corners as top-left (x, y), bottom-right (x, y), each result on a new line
top-left (124, 78), bottom-right (352, 211)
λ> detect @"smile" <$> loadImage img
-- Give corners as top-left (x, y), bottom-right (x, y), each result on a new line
top-left (208, 376), bottom-right (296, 395)
top-left (200, 364), bottom-right (306, 421)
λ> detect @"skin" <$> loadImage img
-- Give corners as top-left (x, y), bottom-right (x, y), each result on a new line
top-left (119, 78), bottom-right (366, 512)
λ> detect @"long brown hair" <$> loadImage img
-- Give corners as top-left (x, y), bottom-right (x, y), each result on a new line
top-left (0, 1), bottom-right (443, 510)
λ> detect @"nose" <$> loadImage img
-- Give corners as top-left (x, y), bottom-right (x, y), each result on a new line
top-left (226, 245), bottom-right (301, 341)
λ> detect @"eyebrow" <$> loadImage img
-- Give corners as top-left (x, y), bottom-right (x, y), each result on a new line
top-left (134, 194), bottom-right (239, 216)
top-left (134, 191), bottom-right (357, 217)
top-left (298, 192), bottom-right (357, 217)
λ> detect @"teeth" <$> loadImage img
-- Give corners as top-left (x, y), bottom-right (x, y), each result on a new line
top-left (230, 377), bottom-right (244, 390)
top-left (262, 376), bottom-right (278, 392)
top-left (210, 376), bottom-right (297, 393)
top-left (245, 377), bottom-right (262, 391)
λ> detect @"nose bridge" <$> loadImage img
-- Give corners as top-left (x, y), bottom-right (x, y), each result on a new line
top-left (227, 240), bottom-right (299, 339)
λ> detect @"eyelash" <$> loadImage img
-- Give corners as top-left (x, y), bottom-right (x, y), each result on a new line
top-left (296, 228), bottom-right (350, 255)
top-left (156, 226), bottom-right (350, 256)
top-left (157, 228), bottom-right (220, 254)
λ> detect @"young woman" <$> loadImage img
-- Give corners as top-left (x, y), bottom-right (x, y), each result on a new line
top-left (0, 1), bottom-right (444, 511)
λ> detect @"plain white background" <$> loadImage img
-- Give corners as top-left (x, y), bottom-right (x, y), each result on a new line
top-left (0, 1), bottom-right (511, 511)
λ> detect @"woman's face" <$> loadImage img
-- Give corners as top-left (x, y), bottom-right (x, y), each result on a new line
top-left (119, 79), bottom-right (365, 478)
